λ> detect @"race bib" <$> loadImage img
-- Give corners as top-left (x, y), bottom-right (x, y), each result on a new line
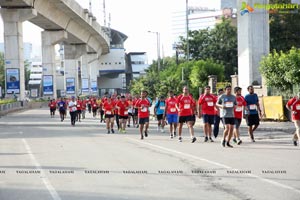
top-left (225, 102), bottom-right (233, 108)
top-left (296, 105), bottom-right (300, 110)
top-left (59, 104), bottom-right (63, 107)
top-left (77, 105), bottom-right (80, 108)
top-left (141, 107), bottom-right (148, 112)
top-left (249, 104), bottom-right (257, 110)
top-left (93, 104), bottom-right (97, 107)
top-left (170, 108), bottom-right (176, 112)
top-left (184, 104), bottom-right (190, 109)
top-left (124, 111), bottom-right (128, 115)
top-left (207, 102), bottom-right (214, 107)
top-left (235, 106), bottom-right (242, 112)
top-left (71, 107), bottom-right (77, 112)
top-left (160, 106), bottom-right (165, 110)
top-left (106, 111), bottom-right (112, 115)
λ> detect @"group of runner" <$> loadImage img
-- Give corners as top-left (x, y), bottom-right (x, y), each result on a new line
top-left (47, 84), bottom-right (300, 147)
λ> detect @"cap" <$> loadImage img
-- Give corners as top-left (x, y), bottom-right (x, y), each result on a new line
top-left (121, 95), bottom-right (126, 98)
top-left (160, 96), bottom-right (164, 99)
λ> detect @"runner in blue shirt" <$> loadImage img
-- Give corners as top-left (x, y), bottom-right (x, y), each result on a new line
top-left (154, 96), bottom-right (166, 133)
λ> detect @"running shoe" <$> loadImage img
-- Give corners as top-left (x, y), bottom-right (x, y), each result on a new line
top-left (226, 142), bottom-right (233, 148)
top-left (107, 130), bottom-right (110, 134)
top-left (161, 129), bottom-right (165, 133)
top-left (209, 137), bottom-right (214, 142)
top-left (252, 139), bottom-right (256, 142)
top-left (293, 140), bottom-right (297, 146)
top-left (178, 137), bottom-right (182, 142)
top-left (144, 131), bottom-right (148, 137)
top-left (237, 139), bottom-right (242, 145)
top-left (233, 138), bottom-right (237, 143)
top-left (174, 132), bottom-right (176, 137)
top-left (170, 134), bottom-right (174, 139)
top-left (191, 137), bottom-right (197, 143)
top-left (111, 129), bottom-right (115, 134)
top-left (141, 135), bottom-right (144, 140)
top-left (222, 140), bottom-right (226, 147)
top-left (204, 137), bottom-right (208, 142)
top-left (127, 124), bottom-right (130, 127)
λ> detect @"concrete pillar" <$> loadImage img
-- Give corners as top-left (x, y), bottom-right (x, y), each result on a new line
top-left (0, 9), bottom-right (37, 100)
top-left (237, 0), bottom-right (269, 95)
top-left (208, 75), bottom-right (217, 94)
top-left (81, 53), bottom-right (98, 95)
top-left (231, 74), bottom-right (239, 90)
top-left (42, 31), bottom-right (67, 99)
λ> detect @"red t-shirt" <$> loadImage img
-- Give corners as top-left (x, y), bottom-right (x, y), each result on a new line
top-left (91, 101), bottom-right (98, 109)
top-left (166, 97), bottom-right (178, 114)
top-left (48, 102), bottom-right (56, 109)
top-left (198, 94), bottom-right (217, 115)
top-left (103, 101), bottom-right (115, 115)
top-left (177, 94), bottom-right (195, 116)
top-left (116, 101), bottom-right (129, 116)
top-left (287, 97), bottom-right (300, 120)
top-left (76, 100), bottom-right (82, 110)
top-left (135, 98), bottom-right (150, 118)
top-left (82, 100), bottom-right (87, 110)
top-left (234, 96), bottom-right (247, 119)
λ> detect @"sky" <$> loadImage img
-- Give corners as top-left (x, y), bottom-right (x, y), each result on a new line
top-left (0, 0), bottom-right (220, 62)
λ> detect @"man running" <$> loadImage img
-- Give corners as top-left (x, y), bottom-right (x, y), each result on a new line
top-left (164, 90), bottom-right (178, 139)
top-left (244, 85), bottom-right (262, 142)
top-left (76, 97), bottom-right (82, 122)
top-left (48, 99), bottom-right (56, 118)
top-left (216, 85), bottom-right (237, 148)
top-left (135, 90), bottom-right (151, 140)
top-left (176, 86), bottom-right (197, 143)
top-left (286, 93), bottom-right (300, 146)
top-left (213, 89), bottom-right (224, 138)
top-left (198, 86), bottom-right (216, 142)
top-left (57, 98), bottom-right (66, 121)
top-left (68, 96), bottom-right (77, 126)
top-left (154, 96), bottom-right (166, 133)
top-left (116, 95), bottom-right (129, 133)
top-left (233, 87), bottom-right (248, 145)
top-left (102, 96), bottom-right (116, 134)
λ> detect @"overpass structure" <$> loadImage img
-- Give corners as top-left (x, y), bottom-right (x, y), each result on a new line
top-left (0, 0), bottom-right (110, 99)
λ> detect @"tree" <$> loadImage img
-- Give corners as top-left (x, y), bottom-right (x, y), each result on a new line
top-left (270, 0), bottom-right (300, 52)
top-left (0, 53), bottom-right (4, 93)
top-left (179, 18), bottom-right (237, 80)
top-left (259, 47), bottom-right (300, 91)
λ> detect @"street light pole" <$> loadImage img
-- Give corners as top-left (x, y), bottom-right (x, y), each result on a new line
top-left (186, 0), bottom-right (189, 61)
top-left (148, 31), bottom-right (160, 71)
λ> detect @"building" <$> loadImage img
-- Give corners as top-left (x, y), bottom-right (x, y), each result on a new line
top-left (126, 52), bottom-right (149, 79)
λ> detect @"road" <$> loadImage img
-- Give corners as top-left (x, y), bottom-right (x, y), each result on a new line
top-left (0, 108), bottom-right (299, 200)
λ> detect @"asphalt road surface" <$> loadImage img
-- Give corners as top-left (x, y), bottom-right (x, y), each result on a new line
top-left (0, 108), bottom-right (299, 200)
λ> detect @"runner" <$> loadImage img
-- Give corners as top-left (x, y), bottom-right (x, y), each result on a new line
top-left (81, 98), bottom-right (87, 119)
top-left (198, 86), bottom-right (216, 142)
top-left (244, 85), bottom-right (263, 142)
top-left (76, 97), bottom-right (82, 122)
top-left (48, 99), bottom-right (56, 118)
top-left (114, 95), bottom-right (121, 131)
top-left (133, 95), bottom-right (140, 128)
top-left (57, 98), bottom-right (66, 121)
top-left (68, 96), bottom-right (77, 126)
top-left (154, 96), bottom-right (166, 133)
top-left (216, 85), bottom-right (237, 148)
top-left (176, 86), bottom-right (197, 143)
top-left (127, 96), bottom-right (134, 127)
top-left (233, 87), bottom-right (248, 145)
top-left (87, 97), bottom-right (92, 114)
top-left (286, 93), bottom-right (300, 146)
top-left (91, 98), bottom-right (98, 118)
top-left (116, 95), bottom-right (129, 133)
top-left (164, 90), bottom-right (178, 139)
top-left (213, 89), bottom-right (224, 138)
top-left (102, 96), bottom-right (116, 134)
top-left (135, 90), bottom-right (151, 140)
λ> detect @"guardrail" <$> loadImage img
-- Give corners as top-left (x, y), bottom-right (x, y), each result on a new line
top-left (0, 101), bottom-right (47, 116)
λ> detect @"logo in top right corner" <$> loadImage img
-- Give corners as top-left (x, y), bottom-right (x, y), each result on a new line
top-left (240, 1), bottom-right (254, 16)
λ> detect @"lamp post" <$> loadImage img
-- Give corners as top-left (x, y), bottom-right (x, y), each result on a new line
top-left (148, 31), bottom-right (161, 71)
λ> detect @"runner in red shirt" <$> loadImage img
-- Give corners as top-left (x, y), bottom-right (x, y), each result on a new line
top-left (102, 96), bottom-right (116, 134)
top-left (91, 99), bottom-right (98, 118)
top-left (135, 91), bottom-right (151, 139)
top-left (76, 97), bottom-right (82, 122)
top-left (198, 86), bottom-right (217, 142)
top-left (176, 86), bottom-right (197, 143)
top-left (233, 87), bottom-right (248, 145)
top-left (164, 90), bottom-right (179, 139)
top-left (116, 96), bottom-right (129, 133)
top-left (286, 93), bottom-right (300, 146)
top-left (48, 99), bottom-right (56, 118)
top-left (81, 98), bottom-right (87, 119)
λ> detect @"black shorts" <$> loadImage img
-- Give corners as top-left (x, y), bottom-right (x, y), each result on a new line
top-left (92, 108), bottom-right (97, 112)
top-left (119, 115), bottom-right (128, 119)
top-left (235, 118), bottom-right (242, 129)
top-left (179, 115), bottom-right (194, 123)
top-left (59, 110), bottom-right (66, 115)
top-left (203, 114), bottom-right (215, 125)
top-left (134, 108), bottom-right (138, 116)
top-left (50, 108), bottom-right (56, 112)
top-left (128, 112), bottom-right (134, 116)
top-left (105, 114), bottom-right (114, 119)
top-left (223, 117), bottom-right (235, 125)
top-left (156, 114), bottom-right (164, 120)
top-left (247, 114), bottom-right (260, 126)
top-left (139, 117), bottom-right (149, 124)
top-left (77, 110), bottom-right (82, 114)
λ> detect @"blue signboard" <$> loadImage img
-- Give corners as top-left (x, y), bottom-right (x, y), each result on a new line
top-left (81, 78), bottom-right (89, 93)
top-left (6, 68), bottom-right (20, 94)
top-left (43, 75), bottom-right (53, 95)
top-left (91, 81), bottom-right (97, 93)
top-left (66, 78), bottom-right (75, 94)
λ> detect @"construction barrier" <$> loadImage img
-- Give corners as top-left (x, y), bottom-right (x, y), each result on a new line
top-left (262, 96), bottom-right (286, 120)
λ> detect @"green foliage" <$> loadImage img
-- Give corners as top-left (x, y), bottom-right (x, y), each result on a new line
top-left (260, 47), bottom-right (300, 91)
top-left (129, 57), bottom-right (225, 99)
top-left (0, 53), bottom-right (4, 92)
top-left (179, 18), bottom-right (237, 80)
top-left (0, 99), bottom-right (17, 105)
top-left (270, 0), bottom-right (300, 52)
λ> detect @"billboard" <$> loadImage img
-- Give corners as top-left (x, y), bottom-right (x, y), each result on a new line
top-left (6, 68), bottom-right (20, 94)
top-left (66, 78), bottom-right (75, 94)
top-left (43, 75), bottom-right (53, 95)
top-left (82, 78), bottom-right (89, 93)
top-left (91, 81), bottom-right (97, 93)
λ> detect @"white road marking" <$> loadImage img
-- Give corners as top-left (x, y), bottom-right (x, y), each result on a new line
top-left (22, 139), bottom-right (62, 200)
top-left (127, 137), bottom-right (300, 194)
